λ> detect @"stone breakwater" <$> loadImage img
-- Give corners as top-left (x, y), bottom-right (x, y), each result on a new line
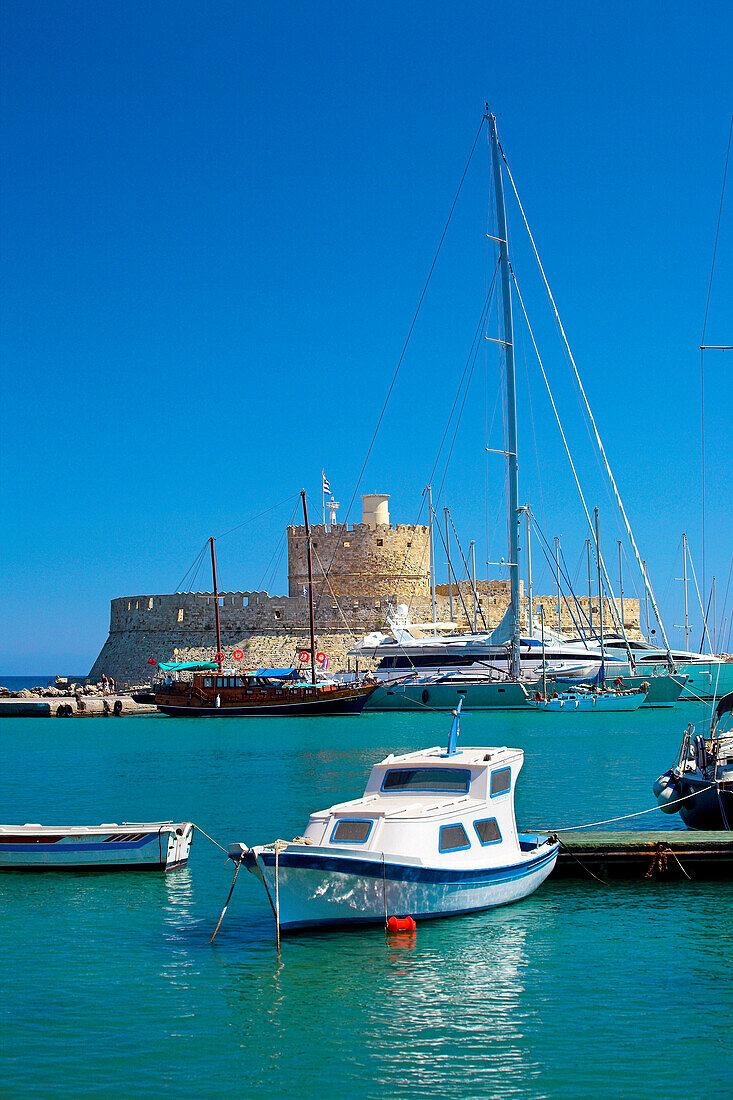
top-left (0, 684), bottom-right (155, 716)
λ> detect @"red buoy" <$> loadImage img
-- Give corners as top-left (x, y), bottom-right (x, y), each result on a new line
top-left (386, 915), bottom-right (416, 933)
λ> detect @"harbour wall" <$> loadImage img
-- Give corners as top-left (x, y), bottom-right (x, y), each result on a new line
top-left (89, 581), bottom-right (640, 687)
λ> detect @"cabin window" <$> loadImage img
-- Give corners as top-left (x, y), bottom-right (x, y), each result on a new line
top-left (331, 819), bottom-right (373, 844)
top-left (177, 608), bottom-right (184, 622)
top-left (216, 677), bottom-right (225, 688)
top-left (382, 768), bottom-right (470, 794)
top-left (439, 823), bottom-right (471, 852)
top-left (203, 677), bottom-right (212, 687)
top-left (490, 767), bottom-right (511, 797)
top-left (474, 818), bottom-right (502, 845)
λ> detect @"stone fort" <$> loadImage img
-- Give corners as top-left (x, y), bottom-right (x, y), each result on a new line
top-left (89, 493), bottom-right (640, 685)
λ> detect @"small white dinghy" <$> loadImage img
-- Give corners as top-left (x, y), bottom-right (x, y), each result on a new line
top-left (228, 702), bottom-right (558, 931)
top-left (0, 821), bottom-right (194, 870)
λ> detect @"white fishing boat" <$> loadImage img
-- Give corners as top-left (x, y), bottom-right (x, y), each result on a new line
top-left (228, 702), bottom-right (558, 931)
top-left (0, 821), bottom-right (194, 870)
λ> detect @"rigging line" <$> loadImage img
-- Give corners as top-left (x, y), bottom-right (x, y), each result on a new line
top-left (530, 521), bottom-right (588, 640)
top-left (426, 261), bottom-right (500, 491)
top-left (432, 514), bottom-right (474, 627)
top-left (512, 273), bottom-right (628, 649)
top-left (313, 115), bottom-right (487, 620)
top-left (700, 113), bottom-right (733, 601)
top-left (499, 142), bottom-right (674, 663)
top-left (718, 555), bottom-right (733, 654)
top-left (310, 543), bottom-right (358, 641)
top-left (446, 509), bottom-right (489, 632)
top-left (215, 493), bottom-right (301, 541)
top-left (558, 541), bottom-right (601, 639)
top-left (174, 541), bottom-right (208, 594)
top-left (684, 537), bottom-right (714, 653)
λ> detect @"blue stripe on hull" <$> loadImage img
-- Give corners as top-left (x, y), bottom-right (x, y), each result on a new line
top-left (259, 846), bottom-right (557, 886)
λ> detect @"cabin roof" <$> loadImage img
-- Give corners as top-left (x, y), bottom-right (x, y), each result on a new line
top-left (375, 745), bottom-right (519, 767)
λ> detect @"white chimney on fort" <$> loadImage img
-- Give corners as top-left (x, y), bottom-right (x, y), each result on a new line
top-left (361, 494), bottom-right (390, 528)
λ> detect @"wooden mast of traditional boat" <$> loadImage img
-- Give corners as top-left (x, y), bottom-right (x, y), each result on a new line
top-left (301, 489), bottom-right (317, 687)
top-left (209, 536), bottom-right (223, 673)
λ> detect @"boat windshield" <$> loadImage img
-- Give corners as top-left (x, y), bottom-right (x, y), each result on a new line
top-left (381, 768), bottom-right (471, 793)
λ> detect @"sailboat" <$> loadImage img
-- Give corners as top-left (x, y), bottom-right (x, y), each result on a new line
top-left (154, 492), bottom-right (376, 716)
top-left (353, 112), bottom-right (682, 713)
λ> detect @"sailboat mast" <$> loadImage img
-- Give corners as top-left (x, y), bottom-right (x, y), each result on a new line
top-left (682, 532), bottom-right (690, 651)
top-left (524, 507), bottom-right (534, 633)
top-left (301, 490), bottom-right (317, 685)
top-left (427, 484), bottom-right (437, 624)
top-left (209, 537), bottom-right (223, 672)
top-left (594, 509), bottom-right (606, 679)
top-left (488, 111), bottom-right (521, 679)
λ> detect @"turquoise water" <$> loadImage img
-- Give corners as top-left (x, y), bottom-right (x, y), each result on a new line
top-left (2, 704), bottom-right (731, 1098)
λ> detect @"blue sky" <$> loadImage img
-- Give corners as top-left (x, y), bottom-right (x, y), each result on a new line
top-left (1, 1), bottom-right (731, 673)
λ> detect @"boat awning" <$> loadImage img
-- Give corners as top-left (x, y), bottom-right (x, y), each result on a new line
top-left (156, 661), bottom-right (219, 672)
top-left (254, 668), bottom-right (298, 678)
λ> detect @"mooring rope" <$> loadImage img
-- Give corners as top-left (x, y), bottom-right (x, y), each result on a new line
top-left (552, 783), bottom-right (716, 833)
top-left (193, 824), bottom-right (229, 855)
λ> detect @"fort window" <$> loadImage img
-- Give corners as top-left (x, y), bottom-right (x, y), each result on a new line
top-left (177, 609), bottom-right (184, 622)
top-left (135, 601), bottom-right (139, 610)
top-left (148, 598), bottom-right (153, 609)
top-left (274, 609), bottom-right (282, 620)
top-left (407, 542), bottom-right (412, 548)
top-left (127, 602), bottom-right (131, 611)
top-left (343, 541), bottom-right (350, 547)
top-left (376, 538), bottom-right (383, 546)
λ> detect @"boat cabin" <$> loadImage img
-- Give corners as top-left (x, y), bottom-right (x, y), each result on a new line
top-left (302, 744), bottom-right (527, 867)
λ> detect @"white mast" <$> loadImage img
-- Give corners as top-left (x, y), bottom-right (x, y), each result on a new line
top-left (488, 111), bottom-right (521, 679)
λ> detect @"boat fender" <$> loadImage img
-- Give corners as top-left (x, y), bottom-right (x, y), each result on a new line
top-left (653, 770), bottom-right (674, 798)
top-left (386, 916), bottom-right (416, 933)
top-left (657, 783), bottom-right (681, 814)
top-left (215, 695), bottom-right (221, 709)
top-left (113, 699), bottom-right (123, 716)
top-left (422, 689), bottom-right (429, 704)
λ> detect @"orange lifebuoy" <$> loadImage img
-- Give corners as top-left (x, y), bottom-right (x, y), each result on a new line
top-left (233, 649), bottom-right (244, 660)
top-left (316, 652), bottom-right (326, 664)
top-left (298, 650), bottom-right (310, 663)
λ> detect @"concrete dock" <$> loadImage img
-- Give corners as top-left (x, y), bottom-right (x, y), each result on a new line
top-left (550, 830), bottom-right (733, 879)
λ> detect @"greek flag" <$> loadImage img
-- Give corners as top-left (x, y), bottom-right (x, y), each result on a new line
top-left (322, 471), bottom-right (332, 496)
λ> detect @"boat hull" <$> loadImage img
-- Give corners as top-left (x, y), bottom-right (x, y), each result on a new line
top-left (0, 824), bottom-right (193, 870)
top-left (247, 841), bottom-right (558, 930)
top-left (526, 691), bottom-right (645, 712)
top-left (678, 778), bottom-right (733, 831)
top-left (156, 690), bottom-right (372, 717)
top-left (365, 680), bottom-right (529, 711)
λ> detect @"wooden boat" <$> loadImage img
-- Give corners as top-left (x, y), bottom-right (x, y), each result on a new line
top-left (0, 821), bottom-right (194, 870)
top-left (227, 701), bottom-right (558, 931)
top-left (153, 490), bottom-right (375, 717)
top-left (155, 667), bottom-right (375, 716)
